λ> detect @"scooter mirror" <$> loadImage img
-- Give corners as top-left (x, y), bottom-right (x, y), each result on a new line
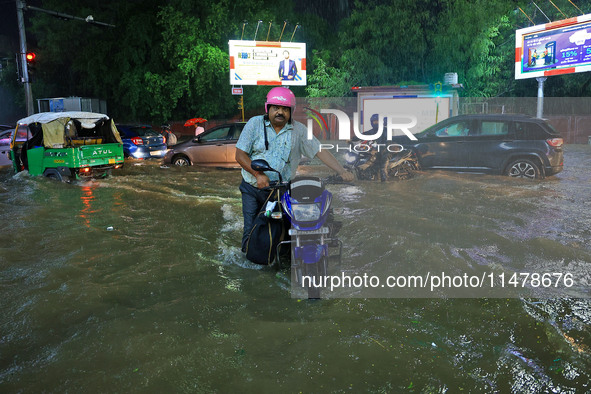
top-left (250, 159), bottom-right (274, 172)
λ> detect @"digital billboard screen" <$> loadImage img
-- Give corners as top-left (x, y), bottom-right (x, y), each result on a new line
top-left (229, 40), bottom-right (306, 86)
top-left (515, 13), bottom-right (591, 79)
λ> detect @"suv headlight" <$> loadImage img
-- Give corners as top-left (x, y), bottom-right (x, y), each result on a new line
top-left (292, 203), bottom-right (321, 222)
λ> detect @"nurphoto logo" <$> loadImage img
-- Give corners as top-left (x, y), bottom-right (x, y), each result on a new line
top-left (304, 108), bottom-right (418, 152)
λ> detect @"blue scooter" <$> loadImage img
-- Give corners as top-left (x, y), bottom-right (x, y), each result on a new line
top-left (250, 159), bottom-right (343, 299)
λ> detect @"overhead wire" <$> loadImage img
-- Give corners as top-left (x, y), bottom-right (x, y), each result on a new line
top-left (566, 0), bottom-right (584, 14)
top-left (548, 0), bottom-right (567, 18)
top-left (531, 1), bottom-right (552, 22)
top-left (518, 7), bottom-right (535, 25)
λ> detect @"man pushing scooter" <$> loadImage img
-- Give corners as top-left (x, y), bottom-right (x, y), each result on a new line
top-left (235, 87), bottom-right (354, 257)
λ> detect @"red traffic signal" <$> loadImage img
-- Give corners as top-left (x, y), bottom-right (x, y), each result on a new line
top-left (26, 52), bottom-right (36, 63)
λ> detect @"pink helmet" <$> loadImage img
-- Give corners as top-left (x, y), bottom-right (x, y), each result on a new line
top-left (265, 87), bottom-right (296, 113)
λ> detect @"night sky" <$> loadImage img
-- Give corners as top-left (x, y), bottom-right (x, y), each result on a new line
top-left (0, 0), bottom-right (45, 53)
top-left (0, 1), bottom-right (19, 50)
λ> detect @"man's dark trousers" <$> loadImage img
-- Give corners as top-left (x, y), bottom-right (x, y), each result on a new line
top-left (239, 179), bottom-right (271, 252)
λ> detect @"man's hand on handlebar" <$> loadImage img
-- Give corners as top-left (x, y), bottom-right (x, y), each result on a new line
top-left (255, 173), bottom-right (270, 189)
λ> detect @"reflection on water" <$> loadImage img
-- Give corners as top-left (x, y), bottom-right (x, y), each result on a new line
top-left (78, 185), bottom-right (96, 228)
top-left (0, 146), bottom-right (590, 392)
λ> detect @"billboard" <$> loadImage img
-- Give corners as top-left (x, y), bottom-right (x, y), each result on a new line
top-left (229, 40), bottom-right (306, 86)
top-left (516, 13), bottom-right (591, 79)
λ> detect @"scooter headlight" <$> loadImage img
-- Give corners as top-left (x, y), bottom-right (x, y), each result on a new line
top-left (344, 152), bottom-right (357, 164)
top-left (292, 203), bottom-right (321, 222)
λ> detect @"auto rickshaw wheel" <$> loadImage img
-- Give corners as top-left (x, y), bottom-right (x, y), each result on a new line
top-left (43, 168), bottom-right (69, 182)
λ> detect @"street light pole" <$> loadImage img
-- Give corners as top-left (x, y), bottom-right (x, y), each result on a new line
top-left (16, 0), bottom-right (34, 115)
top-left (14, 0), bottom-right (117, 116)
top-left (536, 77), bottom-right (547, 119)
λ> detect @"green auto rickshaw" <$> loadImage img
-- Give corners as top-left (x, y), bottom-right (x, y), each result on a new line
top-left (10, 111), bottom-right (125, 181)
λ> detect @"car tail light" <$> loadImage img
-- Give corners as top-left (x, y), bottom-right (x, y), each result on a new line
top-left (546, 138), bottom-right (563, 147)
top-left (162, 135), bottom-right (166, 144)
top-left (131, 137), bottom-right (143, 145)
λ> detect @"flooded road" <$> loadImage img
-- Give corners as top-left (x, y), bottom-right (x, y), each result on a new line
top-left (1, 145), bottom-right (590, 392)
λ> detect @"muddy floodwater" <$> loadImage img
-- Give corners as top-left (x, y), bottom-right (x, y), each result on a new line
top-left (1, 145), bottom-right (590, 392)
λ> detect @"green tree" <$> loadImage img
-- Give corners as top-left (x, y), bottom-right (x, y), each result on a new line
top-left (307, 0), bottom-right (522, 97)
top-left (15, 0), bottom-right (591, 125)
top-left (24, 0), bottom-right (307, 122)
top-left (28, 0), bottom-right (165, 121)
top-left (307, 50), bottom-right (352, 97)
top-left (430, 0), bottom-right (515, 96)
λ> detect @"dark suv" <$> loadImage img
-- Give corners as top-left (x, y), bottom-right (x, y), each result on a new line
top-left (394, 114), bottom-right (563, 179)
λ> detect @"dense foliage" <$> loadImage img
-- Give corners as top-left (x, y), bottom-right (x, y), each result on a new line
top-left (1, 0), bottom-right (591, 122)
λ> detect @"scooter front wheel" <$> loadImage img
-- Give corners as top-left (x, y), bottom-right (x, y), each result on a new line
top-left (292, 258), bottom-right (303, 287)
top-left (303, 257), bottom-right (327, 299)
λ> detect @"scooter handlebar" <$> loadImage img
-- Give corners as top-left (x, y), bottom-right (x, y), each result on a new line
top-left (260, 176), bottom-right (352, 192)
top-left (260, 181), bottom-right (290, 192)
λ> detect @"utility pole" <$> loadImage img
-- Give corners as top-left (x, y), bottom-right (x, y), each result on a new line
top-left (14, 0), bottom-right (116, 116)
top-left (237, 96), bottom-right (244, 122)
top-left (536, 77), bottom-right (547, 118)
top-left (16, 0), bottom-right (34, 115)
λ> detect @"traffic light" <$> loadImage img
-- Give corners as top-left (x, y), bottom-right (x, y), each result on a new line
top-left (25, 52), bottom-right (36, 81)
top-left (433, 82), bottom-right (442, 97)
top-left (26, 52), bottom-right (36, 64)
top-left (25, 52), bottom-right (37, 82)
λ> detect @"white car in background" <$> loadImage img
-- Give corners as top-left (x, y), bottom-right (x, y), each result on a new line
top-left (0, 129), bottom-right (15, 166)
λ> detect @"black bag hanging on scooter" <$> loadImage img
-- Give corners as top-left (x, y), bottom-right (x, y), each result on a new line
top-left (245, 190), bottom-right (287, 265)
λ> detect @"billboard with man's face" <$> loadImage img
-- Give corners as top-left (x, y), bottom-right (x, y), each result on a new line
top-left (516, 13), bottom-right (591, 79)
top-left (229, 40), bottom-right (306, 86)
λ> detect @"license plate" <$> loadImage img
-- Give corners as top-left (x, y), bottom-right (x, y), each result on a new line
top-left (289, 227), bottom-right (329, 236)
top-left (150, 150), bottom-right (165, 157)
top-left (108, 158), bottom-right (115, 164)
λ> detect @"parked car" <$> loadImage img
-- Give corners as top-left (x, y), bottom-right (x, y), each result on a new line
top-left (0, 129), bottom-right (15, 166)
top-left (117, 124), bottom-right (167, 159)
top-left (391, 114), bottom-right (563, 179)
top-left (164, 122), bottom-right (246, 167)
top-left (9, 111), bottom-right (124, 181)
top-left (1, 129), bottom-right (30, 166)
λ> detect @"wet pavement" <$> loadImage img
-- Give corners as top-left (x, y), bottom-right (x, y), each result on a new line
top-left (0, 145), bottom-right (590, 392)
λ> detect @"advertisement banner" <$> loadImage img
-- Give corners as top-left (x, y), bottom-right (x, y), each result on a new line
top-left (516, 13), bottom-right (591, 79)
top-left (229, 40), bottom-right (306, 86)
